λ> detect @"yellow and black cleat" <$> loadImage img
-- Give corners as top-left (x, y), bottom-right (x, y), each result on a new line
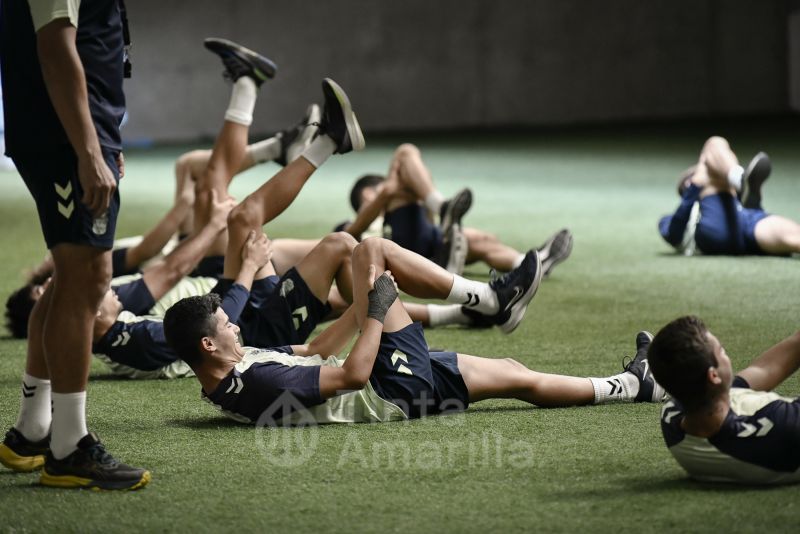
top-left (39, 432), bottom-right (150, 491)
top-left (0, 427), bottom-right (48, 472)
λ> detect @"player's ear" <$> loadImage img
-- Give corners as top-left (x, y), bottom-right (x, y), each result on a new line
top-left (200, 336), bottom-right (216, 354)
top-left (707, 366), bottom-right (722, 386)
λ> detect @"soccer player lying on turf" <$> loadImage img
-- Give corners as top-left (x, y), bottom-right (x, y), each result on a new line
top-left (648, 316), bottom-right (800, 485)
top-left (659, 136), bottom-right (800, 256)
top-left (339, 143), bottom-right (574, 276)
top-left (162, 237), bottom-right (664, 426)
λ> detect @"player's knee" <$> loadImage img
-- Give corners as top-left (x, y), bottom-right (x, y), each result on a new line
top-left (324, 231), bottom-right (358, 256)
top-left (393, 143), bottom-right (420, 163)
top-left (503, 357), bottom-right (526, 370)
top-left (353, 236), bottom-right (383, 266)
top-left (227, 199), bottom-right (260, 231)
top-left (703, 136), bottom-right (730, 154)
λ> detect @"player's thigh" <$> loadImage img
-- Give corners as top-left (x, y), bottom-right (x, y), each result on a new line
top-left (271, 238), bottom-right (320, 275)
top-left (754, 214), bottom-right (800, 254)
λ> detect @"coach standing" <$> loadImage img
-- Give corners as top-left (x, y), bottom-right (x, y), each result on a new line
top-left (0, 0), bottom-right (149, 490)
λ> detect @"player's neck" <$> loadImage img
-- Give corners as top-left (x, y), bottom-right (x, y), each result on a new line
top-left (195, 354), bottom-right (237, 394)
top-left (92, 313), bottom-right (117, 341)
top-left (680, 392), bottom-right (731, 438)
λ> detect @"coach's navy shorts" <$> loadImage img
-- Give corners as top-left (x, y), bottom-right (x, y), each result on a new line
top-left (383, 204), bottom-right (443, 259)
top-left (696, 193), bottom-right (768, 255)
top-left (369, 322), bottom-right (470, 418)
top-left (14, 147), bottom-right (120, 250)
top-left (237, 268), bottom-right (331, 348)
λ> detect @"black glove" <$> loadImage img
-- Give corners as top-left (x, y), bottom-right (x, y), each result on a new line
top-left (367, 272), bottom-right (398, 323)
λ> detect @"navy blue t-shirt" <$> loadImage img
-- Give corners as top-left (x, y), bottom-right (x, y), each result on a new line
top-left (0, 0), bottom-right (125, 156)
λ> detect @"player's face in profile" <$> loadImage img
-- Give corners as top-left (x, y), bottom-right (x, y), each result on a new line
top-left (706, 331), bottom-right (733, 388)
top-left (96, 288), bottom-right (122, 320)
top-left (212, 308), bottom-right (244, 358)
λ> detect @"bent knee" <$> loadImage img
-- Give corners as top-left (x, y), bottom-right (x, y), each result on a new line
top-left (227, 199), bottom-right (261, 231)
top-left (393, 143), bottom-right (421, 162)
top-left (323, 231), bottom-right (358, 252)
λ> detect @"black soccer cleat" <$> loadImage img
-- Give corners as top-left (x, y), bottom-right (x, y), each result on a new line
top-left (318, 78), bottom-right (365, 154)
top-left (460, 306), bottom-right (494, 329)
top-left (204, 38), bottom-right (277, 86)
top-left (622, 331), bottom-right (667, 403)
top-left (40, 432), bottom-right (150, 491)
top-left (740, 152), bottom-right (771, 210)
top-left (538, 228), bottom-right (573, 278)
top-left (0, 427), bottom-right (49, 472)
top-left (488, 250), bottom-right (543, 334)
top-left (275, 104), bottom-right (322, 166)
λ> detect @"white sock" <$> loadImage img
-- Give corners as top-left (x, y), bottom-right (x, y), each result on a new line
top-left (14, 374), bottom-right (51, 442)
top-left (224, 77), bottom-right (258, 126)
top-left (588, 372), bottom-right (639, 404)
top-left (426, 304), bottom-right (471, 327)
top-left (50, 391), bottom-right (88, 459)
top-left (728, 165), bottom-right (744, 191)
top-left (301, 135), bottom-right (336, 168)
top-left (511, 253), bottom-right (526, 269)
top-left (424, 191), bottom-right (445, 216)
top-left (446, 275), bottom-right (498, 315)
top-left (246, 137), bottom-right (281, 163)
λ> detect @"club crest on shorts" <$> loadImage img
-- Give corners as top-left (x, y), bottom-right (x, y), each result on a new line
top-left (280, 279), bottom-right (294, 297)
top-left (92, 212), bottom-right (109, 235)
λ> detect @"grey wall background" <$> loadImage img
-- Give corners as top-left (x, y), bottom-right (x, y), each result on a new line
top-left (124, 0), bottom-right (794, 144)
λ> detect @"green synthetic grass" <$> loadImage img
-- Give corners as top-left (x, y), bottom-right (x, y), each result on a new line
top-left (1, 122), bottom-right (799, 532)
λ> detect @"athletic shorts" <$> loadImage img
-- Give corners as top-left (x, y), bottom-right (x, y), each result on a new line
top-left (237, 268), bottom-right (331, 348)
top-left (369, 322), bottom-right (470, 418)
top-left (14, 147), bottom-right (121, 249)
top-left (191, 255), bottom-right (225, 279)
top-left (383, 204), bottom-right (443, 259)
top-left (696, 193), bottom-right (768, 255)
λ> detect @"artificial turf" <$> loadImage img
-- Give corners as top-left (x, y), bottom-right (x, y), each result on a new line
top-left (1, 120), bottom-right (798, 532)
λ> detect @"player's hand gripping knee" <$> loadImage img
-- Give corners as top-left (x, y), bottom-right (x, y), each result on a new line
top-left (241, 230), bottom-right (273, 270)
top-left (366, 265), bottom-right (398, 324)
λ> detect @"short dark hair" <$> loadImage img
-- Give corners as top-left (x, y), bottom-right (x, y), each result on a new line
top-left (163, 294), bottom-right (222, 366)
top-left (5, 285), bottom-right (35, 339)
top-left (349, 174), bottom-right (385, 212)
top-left (648, 315), bottom-right (718, 412)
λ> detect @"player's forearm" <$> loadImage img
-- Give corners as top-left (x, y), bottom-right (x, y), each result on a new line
top-left (740, 331), bottom-right (800, 391)
top-left (340, 319), bottom-right (383, 386)
top-left (127, 203), bottom-right (191, 268)
top-left (345, 189), bottom-right (391, 238)
top-left (307, 306), bottom-right (358, 357)
top-left (37, 22), bottom-right (103, 160)
top-left (233, 260), bottom-right (261, 292)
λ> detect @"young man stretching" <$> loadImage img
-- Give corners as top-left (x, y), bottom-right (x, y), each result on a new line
top-left (162, 238), bottom-right (664, 426)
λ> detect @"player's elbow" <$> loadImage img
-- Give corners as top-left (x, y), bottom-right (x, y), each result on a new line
top-left (341, 370), bottom-right (369, 391)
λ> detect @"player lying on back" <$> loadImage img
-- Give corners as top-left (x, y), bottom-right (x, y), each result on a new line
top-left (161, 236), bottom-right (666, 426)
top-left (649, 316), bottom-right (800, 484)
top-left (339, 143), bottom-right (573, 277)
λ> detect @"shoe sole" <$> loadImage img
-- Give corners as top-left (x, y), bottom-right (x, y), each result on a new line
top-left (323, 78), bottom-right (365, 152)
top-left (40, 468), bottom-right (151, 491)
top-left (204, 38), bottom-right (277, 81)
top-left (741, 152), bottom-right (771, 209)
top-left (540, 229), bottom-right (573, 277)
top-left (444, 225), bottom-right (468, 275)
top-left (500, 251), bottom-right (543, 334)
top-left (0, 443), bottom-right (45, 472)
top-left (441, 188), bottom-right (472, 233)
